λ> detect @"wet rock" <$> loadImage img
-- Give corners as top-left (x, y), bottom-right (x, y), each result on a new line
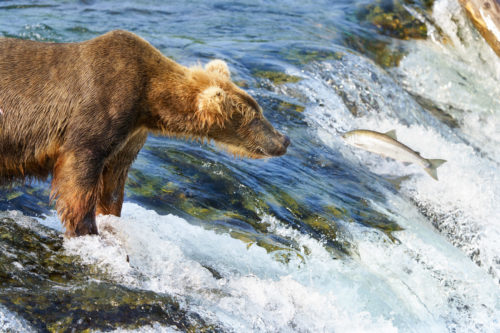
top-left (0, 185), bottom-right (52, 218)
top-left (0, 213), bottom-right (224, 332)
top-left (264, 97), bottom-right (308, 127)
top-left (127, 149), bottom-right (269, 234)
top-left (356, 0), bottom-right (429, 40)
top-left (343, 34), bottom-right (406, 68)
top-left (459, 0), bottom-right (500, 57)
top-left (346, 0), bottom-right (438, 67)
top-left (229, 230), bottom-right (306, 265)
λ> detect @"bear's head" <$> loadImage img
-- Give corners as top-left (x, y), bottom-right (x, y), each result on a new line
top-left (150, 59), bottom-right (290, 159)
top-left (196, 60), bottom-right (290, 158)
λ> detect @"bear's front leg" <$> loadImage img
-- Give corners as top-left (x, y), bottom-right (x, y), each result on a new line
top-left (96, 163), bottom-right (128, 217)
top-left (97, 131), bottom-right (147, 217)
top-left (51, 152), bottom-right (103, 237)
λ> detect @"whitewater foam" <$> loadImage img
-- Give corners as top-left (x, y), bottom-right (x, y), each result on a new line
top-left (57, 204), bottom-right (399, 332)
top-left (394, 0), bottom-right (500, 162)
top-left (307, 74), bottom-right (500, 285)
top-left (393, 0), bottom-right (500, 282)
top-left (29, 202), bottom-right (498, 332)
top-left (297, 3), bottom-right (500, 284)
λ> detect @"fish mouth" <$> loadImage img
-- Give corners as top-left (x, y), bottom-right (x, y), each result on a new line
top-left (341, 131), bottom-right (351, 140)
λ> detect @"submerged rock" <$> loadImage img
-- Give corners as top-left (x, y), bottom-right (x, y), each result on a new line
top-left (347, 0), bottom-right (437, 68)
top-left (344, 34), bottom-right (406, 68)
top-left (356, 0), bottom-right (429, 40)
top-left (283, 48), bottom-right (345, 65)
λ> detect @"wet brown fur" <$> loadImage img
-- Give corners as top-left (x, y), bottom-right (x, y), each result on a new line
top-left (0, 30), bottom-right (289, 237)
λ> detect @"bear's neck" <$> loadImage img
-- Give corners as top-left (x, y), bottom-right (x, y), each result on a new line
top-left (143, 60), bottom-right (203, 137)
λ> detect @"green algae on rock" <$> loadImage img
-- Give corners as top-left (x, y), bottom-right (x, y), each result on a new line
top-left (0, 213), bottom-right (223, 332)
top-left (0, 185), bottom-right (53, 217)
top-left (284, 48), bottom-right (345, 65)
top-left (126, 148), bottom-right (269, 233)
top-left (343, 0), bottom-right (438, 68)
top-left (229, 230), bottom-right (307, 266)
top-left (253, 70), bottom-right (302, 85)
top-left (277, 101), bottom-right (305, 113)
top-left (356, 0), bottom-right (429, 40)
top-left (261, 95), bottom-right (308, 127)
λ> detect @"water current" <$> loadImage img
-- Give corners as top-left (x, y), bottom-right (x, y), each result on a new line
top-left (0, 0), bottom-right (499, 332)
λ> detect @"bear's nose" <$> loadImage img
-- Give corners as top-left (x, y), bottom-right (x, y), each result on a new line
top-left (283, 135), bottom-right (291, 148)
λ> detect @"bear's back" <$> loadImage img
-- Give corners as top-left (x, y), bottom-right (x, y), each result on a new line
top-left (0, 31), bottom-right (162, 181)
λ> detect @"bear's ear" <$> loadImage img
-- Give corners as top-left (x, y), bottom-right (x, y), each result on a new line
top-left (196, 86), bottom-right (228, 129)
top-left (205, 59), bottom-right (230, 79)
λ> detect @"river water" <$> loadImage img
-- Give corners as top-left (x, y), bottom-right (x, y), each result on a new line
top-left (0, 0), bottom-right (499, 332)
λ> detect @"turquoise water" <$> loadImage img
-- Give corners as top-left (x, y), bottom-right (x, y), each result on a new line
top-left (1, 0), bottom-right (499, 332)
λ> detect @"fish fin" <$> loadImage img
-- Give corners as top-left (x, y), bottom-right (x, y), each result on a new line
top-left (424, 159), bottom-right (447, 180)
top-left (384, 130), bottom-right (397, 140)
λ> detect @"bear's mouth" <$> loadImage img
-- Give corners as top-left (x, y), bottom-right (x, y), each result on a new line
top-left (254, 147), bottom-right (269, 158)
top-left (216, 142), bottom-right (271, 159)
top-left (242, 141), bottom-right (289, 158)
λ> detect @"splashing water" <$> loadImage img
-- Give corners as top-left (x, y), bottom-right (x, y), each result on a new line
top-left (47, 203), bottom-right (497, 332)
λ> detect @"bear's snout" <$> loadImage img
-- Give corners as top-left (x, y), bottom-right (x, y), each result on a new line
top-left (266, 133), bottom-right (290, 156)
top-left (283, 135), bottom-right (291, 149)
top-left (246, 118), bottom-right (290, 157)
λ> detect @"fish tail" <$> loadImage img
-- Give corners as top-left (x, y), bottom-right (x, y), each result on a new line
top-left (424, 159), bottom-right (447, 180)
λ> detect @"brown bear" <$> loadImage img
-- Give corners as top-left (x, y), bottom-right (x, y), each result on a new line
top-left (0, 30), bottom-right (289, 237)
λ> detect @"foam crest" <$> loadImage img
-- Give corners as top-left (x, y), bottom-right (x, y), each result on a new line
top-left (105, 324), bottom-right (180, 333)
top-left (0, 305), bottom-right (34, 333)
top-left (357, 196), bottom-right (500, 332)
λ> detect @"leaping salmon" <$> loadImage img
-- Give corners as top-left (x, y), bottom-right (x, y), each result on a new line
top-left (342, 129), bottom-right (446, 180)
